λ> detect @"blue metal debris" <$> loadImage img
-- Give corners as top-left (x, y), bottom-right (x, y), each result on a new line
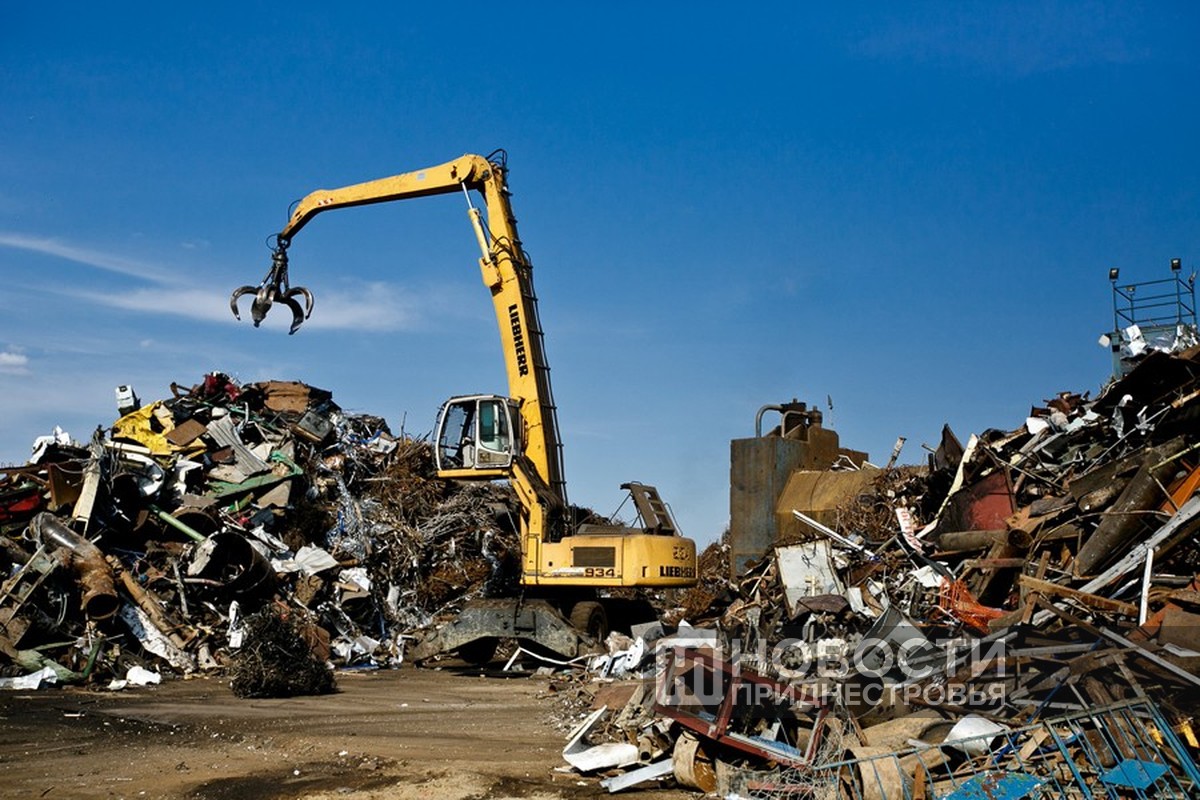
top-left (790, 700), bottom-right (1200, 800)
top-left (1100, 758), bottom-right (1171, 791)
top-left (942, 772), bottom-right (1044, 800)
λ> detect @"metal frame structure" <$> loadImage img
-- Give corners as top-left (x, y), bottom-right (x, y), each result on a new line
top-left (743, 699), bottom-right (1199, 799)
top-left (1108, 260), bottom-right (1198, 378)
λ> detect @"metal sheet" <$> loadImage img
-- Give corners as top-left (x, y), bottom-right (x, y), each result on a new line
top-left (729, 437), bottom-right (809, 576)
top-left (943, 772), bottom-right (1044, 800)
top-left (942, 470), bottom-right (1015, 533)
top-left (1100, 759), bottom-right (1170, 790)
top-left (775, 542), bottom-right (844, 617)
top-left (562, 706), bottom-right (640, 773)
top-left (600, 758), bottom-right (673, 793)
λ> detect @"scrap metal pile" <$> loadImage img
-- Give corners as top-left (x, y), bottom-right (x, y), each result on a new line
top-left (560, 349), bottom-right (1200, 797)
top-left (0, 373), bottom-right (521, 691)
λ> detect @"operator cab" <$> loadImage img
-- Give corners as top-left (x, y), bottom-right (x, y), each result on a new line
top-left (436, 394), bottom-right (519, 473)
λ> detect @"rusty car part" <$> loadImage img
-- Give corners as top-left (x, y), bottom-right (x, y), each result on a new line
top-left (31, 512), bottom-right (119, 620)
top-left (672, 731), bottom-right (718, 792)
top-left (653, 645), bottom-right (829, 768)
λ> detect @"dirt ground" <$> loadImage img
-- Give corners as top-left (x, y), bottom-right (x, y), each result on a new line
top-left (0, 666), bottom-right (691, 800)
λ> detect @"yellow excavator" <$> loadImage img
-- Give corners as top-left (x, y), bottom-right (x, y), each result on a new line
top-left (231, 151), bottom-right (697, 660)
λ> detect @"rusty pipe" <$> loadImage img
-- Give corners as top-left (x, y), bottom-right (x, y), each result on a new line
top-left (935, 529), bottom-right (1032, 553)
top-left (32, 512), bottom-right (120, 621)
top-left (116, 568), bottom-right (191, 650)
top-left (755, 404), bottom-right (784, 437)
top-left (755, 404), bottom-right (809, 437)
top-left (1075, 436), bottom-right (1190, 576)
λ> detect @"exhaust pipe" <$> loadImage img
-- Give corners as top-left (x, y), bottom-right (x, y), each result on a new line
top-left (32, 513), bottom-right (120, 621)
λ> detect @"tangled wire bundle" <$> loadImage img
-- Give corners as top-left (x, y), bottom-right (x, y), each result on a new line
top-left (228, 606), bottom-right (336, 698)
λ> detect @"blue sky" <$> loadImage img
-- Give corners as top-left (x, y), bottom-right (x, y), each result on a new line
top-left (2, 4), bottom-right (1198, 544)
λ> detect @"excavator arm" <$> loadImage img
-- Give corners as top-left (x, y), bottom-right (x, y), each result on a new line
top-left (231, 153), bottom-right (568, 550)
top-left (232, 153), bottom-right (696, 603)
top-left (277, 154), bottom-right (490, 241)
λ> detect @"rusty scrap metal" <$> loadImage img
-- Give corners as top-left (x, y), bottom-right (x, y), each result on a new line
top-left (0, 371), bottom-right (531, 687)
top-left (559, 349), bottom-right (1200, 792)
top-left (31, 513), bottom-right (118, 621)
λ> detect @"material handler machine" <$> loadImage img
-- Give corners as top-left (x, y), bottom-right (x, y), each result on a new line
top-left (231, 152), bottom-right (697, 660)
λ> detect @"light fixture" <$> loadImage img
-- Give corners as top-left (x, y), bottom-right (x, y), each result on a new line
top-left (1109, 267), bottom-right (1120, 281)
top-left (1171, 258), bottom-right (1182, 272)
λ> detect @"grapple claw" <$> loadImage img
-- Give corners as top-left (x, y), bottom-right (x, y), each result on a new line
top-left (251, 284), bottom-right (274, 326)
top-left (277, 294), bottom-right (306, 335)
top-left (230, 286), bottom-right (258, 321)
top-left (286, 286), bottom-right (315, 321)
top-left (229, 243), bottom-right (316, 333)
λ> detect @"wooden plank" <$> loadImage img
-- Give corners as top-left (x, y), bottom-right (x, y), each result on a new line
top-left (1033, 597), bottom-right (1200, 689)
top-left (1020, 552), bottom-right (1052, 625)
top-left (962, 558), bottom-right (1027, 570)
top-left (1018, 575), bottom-right (1138, 617)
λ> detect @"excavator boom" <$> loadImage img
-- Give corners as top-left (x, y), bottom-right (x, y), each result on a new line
top-left (230, 153), bottom-right (696, 657)
top-left (280, 155), bottom-right (487, 240)
top-left (272, 154), bottom-right (566, 510)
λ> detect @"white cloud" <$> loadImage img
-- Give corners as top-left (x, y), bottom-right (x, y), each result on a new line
top-left (80, 282), bottom-right (421, 332)
top-left (304, 282), bottom-right (421, 332)
top-left (0, 232), bottom-right (175, 284)
top-left (2, 232), bottom-right (430, 334)
top-left (79, 286), bottom-right (245, 324)
top-left (0, 349), bottom-right (30, 374)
